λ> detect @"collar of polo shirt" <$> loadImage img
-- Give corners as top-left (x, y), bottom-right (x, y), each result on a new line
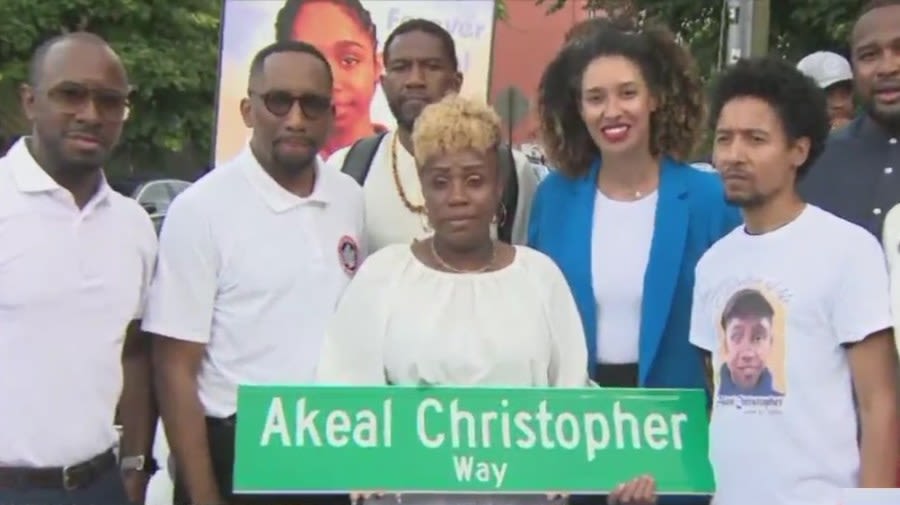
top-left (238, 146), bottom-right (335, 213)
top-left (5, 137), bottom-right (112, 206)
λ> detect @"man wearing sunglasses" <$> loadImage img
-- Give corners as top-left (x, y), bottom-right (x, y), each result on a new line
top-left (0, 33), bottom-right (158, 505)
top-left (144, 40), bottom-right (363, 505)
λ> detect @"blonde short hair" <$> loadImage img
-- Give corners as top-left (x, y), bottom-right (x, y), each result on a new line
top-left (411, 94), bottom-right (502, 167)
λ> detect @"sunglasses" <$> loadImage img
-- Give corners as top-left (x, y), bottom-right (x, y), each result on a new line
top-left (249, 90), bottom-right (332, 119)
top-left (46, 82), bottom-right (131, 121)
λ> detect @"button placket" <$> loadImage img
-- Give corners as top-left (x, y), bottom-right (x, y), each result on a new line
top-left (302, 210), bottom-right (326, 266)
top-left (74, 210), bottom-right (104, 283)
top-left (73, 214), bottom-right (91, 279)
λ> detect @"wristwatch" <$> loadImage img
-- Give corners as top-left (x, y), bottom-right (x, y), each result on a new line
top-left (120, 455), bottom-right (160, 475)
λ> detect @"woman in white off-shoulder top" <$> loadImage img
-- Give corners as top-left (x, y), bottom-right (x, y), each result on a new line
top-left (316, 95), bottom-right (657, 505)
top-left (317, 238), bottom-right (586, 388)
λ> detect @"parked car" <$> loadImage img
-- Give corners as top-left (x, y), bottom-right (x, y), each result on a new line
top-left (132, 179), bottom-right (192, 234)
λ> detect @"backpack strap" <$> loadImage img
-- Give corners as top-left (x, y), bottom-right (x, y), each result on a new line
top-left (340, 131), bottom-right (389, 185)
top-left (497, 144), bottom-right (518, 244)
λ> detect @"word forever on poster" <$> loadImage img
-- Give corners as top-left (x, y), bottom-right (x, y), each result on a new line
top-left (385, 7), bottom-right (487, 40)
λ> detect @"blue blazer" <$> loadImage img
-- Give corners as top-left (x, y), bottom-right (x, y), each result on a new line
top-left (528, 157), bottom-right (741, 389)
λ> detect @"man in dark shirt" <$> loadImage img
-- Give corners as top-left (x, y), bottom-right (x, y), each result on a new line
top-left (799, 0), bottom-right (900, 242)
top-left (799, 1), bottom-right (900, 488)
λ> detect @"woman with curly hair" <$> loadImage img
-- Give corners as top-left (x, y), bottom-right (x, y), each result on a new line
top-left (528, 14), bottom-right (740, 483)
top-left (316, 94), bottom-right (656, 505)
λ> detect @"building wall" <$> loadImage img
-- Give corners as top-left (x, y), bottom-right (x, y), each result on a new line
top-left (489, 2), bottom-right (592, 144)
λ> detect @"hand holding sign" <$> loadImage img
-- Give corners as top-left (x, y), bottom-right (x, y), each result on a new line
top-left (351, 492), bottom-right (402, 504)
top-left (608, 475), bottom-right (657, 504)
top-left (351, 492), bottom-right (381, 503)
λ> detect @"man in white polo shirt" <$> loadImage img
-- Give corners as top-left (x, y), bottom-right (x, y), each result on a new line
top-left (0, 33), bottom-right (158, 504)
top-left (143, 40), bottom-right (362, 505)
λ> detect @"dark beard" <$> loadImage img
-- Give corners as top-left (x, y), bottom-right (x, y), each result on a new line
top-left (725, 193), bottom-right (767, 209)
top-left (865, 100), bottom-right (900, 135)
top-left (37, 137), bottom-right (105, 176)
top-left (59, 158), bottom-right (103, 176)
top-left (272, 150), bottom-right (316, 175)
top-left (387, 99), bottom-right (417, 131)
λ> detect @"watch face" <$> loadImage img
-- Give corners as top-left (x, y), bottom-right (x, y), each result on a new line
top-left (122, 455), bottom-right (147, 471)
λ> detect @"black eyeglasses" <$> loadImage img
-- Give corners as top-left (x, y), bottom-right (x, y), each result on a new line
top-left (249, 90), bottom-right (332, 119)
top-left (46, 82), bottom-right (131, 121)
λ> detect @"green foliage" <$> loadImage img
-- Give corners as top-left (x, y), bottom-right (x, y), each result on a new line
top-left (0, 0), bottom-right (221, 169)
top-left (769, 0), bottom-right (863, 58)
top-left (530, 0), bottom-right (869, 80)
top-left (495, 0), bottom-right (508, 21)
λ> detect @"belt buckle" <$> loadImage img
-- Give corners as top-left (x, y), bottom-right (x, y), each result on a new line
top-left (62, 465), bottom-right (78, 491)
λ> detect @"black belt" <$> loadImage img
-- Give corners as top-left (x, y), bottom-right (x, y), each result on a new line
top-left (592, 362), bottom-right (639, 387)
top-left (207, 415), bottom-right (236, 429)
top-left (0, 449), bottom-right (117, 491)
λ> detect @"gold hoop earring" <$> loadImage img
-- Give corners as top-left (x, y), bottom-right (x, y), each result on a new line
top-left (494, 203), bottom-right (507, 227)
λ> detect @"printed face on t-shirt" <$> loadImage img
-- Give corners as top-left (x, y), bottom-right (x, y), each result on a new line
top-left (724, 315), bottom-right (773, 389)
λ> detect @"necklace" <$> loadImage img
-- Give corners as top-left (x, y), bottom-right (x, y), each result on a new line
top-left (628, 184), bottom-right (655, 199)
top-left (598, 171), bottom-right (657, 201)
top-left (390, 133), bottom-right (427, 215)
top-left (429, 239), bottom-right (496, 274)
top-left (603, 186), bottom-right (654, 201)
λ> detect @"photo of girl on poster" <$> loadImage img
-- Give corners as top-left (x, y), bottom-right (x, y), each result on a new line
top-left (213, 0), bottom-right (494, 165)
top-left (275, 0), bottom-right (388, 158)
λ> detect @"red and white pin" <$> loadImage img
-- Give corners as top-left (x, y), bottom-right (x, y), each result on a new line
top-left (337, 235), bottom-right (360, 275)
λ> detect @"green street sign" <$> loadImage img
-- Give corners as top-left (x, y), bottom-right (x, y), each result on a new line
top-left (234, 386), bottom-right (714, 495)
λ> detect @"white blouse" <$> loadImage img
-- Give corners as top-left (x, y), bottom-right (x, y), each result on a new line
top-left (316, 245), bottom-right (590, 505)
top-left (316, 244), bottom-right (590, 388)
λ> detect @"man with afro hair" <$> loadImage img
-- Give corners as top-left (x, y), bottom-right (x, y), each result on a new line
top-left (691, 56), bottom-right (898, 505)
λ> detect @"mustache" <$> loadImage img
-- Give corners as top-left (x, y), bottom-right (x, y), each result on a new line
top-left (873, 80), bottom-right (900, 92)
top-left (400, 94), bottom-right (429, 102)
top-left (66, 126), bottom-right (102, 137)
top-left (720, 169), bottom-right (752, 179)
top-left (273, 135), bottom-right (316, 146)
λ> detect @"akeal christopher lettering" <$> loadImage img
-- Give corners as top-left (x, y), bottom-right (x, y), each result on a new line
top-left (234, 386), bottom-right (715, 494)
top-left (261, 397), bottom-right (689, 463)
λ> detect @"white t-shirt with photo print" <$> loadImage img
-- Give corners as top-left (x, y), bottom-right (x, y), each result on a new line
top-left (690, 204), bottom-right (892, 505)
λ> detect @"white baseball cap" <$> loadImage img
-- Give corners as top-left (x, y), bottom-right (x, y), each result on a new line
top-left (796, 51), bottom-right (853, 89)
